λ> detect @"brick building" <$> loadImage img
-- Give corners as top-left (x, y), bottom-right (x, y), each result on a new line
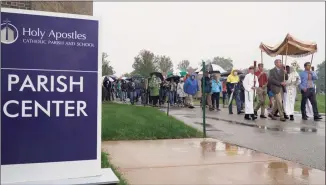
top-left (1, 1), bottom-right (93, 16)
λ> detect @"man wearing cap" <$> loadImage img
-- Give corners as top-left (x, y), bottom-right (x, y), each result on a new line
top-left (254, 63), bottom-right (268, 118)
top-left (243, 66), bottom-right (259, 120)
top-left (268, 59), bottom-right (288, 121)
top-left (299, 62), bottom-right (322, 121)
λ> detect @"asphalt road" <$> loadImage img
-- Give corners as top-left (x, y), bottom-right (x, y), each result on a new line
top-left (165, 106), bottom-right (325, 171)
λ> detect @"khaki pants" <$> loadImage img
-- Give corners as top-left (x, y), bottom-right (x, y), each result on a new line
top-left (186, 94), bottom-right (194, 106)
top-left (205, 93), bottom-right (212, 108)
top-left (254, 87), bottom-right (267, 115)
top-left (271, 89), bottom-right (284, 118)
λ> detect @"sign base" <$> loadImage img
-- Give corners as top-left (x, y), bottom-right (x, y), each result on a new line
top-left (2, 168), bottom-right (119, 185)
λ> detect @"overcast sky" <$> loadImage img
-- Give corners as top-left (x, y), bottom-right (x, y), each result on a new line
top-left (94, 2), bottom-right (325, 76)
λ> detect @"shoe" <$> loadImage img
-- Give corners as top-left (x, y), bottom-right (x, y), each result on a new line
top-left (302, 116), bottom-right (308, 120)
top-left (314, 116), bottom-right (322, 120)
top-left (260, 115), bottom-right (267, 119)
top-left (315, 115), bottom-right (322, 119)
top-left (290, 115), bottom-right (294, 121)
top-left (274, 114), bottom-right (280, 117)
top-left (254, 110), bottom-right (258, 116)
top-left (268, 113), bottom-right (277, 120)
top-left (251, 114), bottom-right (257, 120)
top-left (216, 108), bottom-right (221, 111)
top-left (237, 111), bottom-right (242, 115)
top-left (284, 114), bottom-right (289, 119)
top-left (189, 105), bottom-right (195, 109)
top-left (209, 108), bottom-right (214, 111)
top-left (244, 114), bottom-right (251, 120)
top-left (280, 117), bottom-right (286, 122)
top-left (229, 112), bottom-right (234, 115)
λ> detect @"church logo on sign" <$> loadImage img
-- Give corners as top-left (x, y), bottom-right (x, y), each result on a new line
top-left (1, 19), bottom-right (19, 44)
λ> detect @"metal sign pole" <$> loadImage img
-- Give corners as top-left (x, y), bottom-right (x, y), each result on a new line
top-left (202, 61), bottom-right (206, 138)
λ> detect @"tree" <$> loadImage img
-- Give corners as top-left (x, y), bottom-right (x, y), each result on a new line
top-left (122, 72), bottom-right (131, 77)
top-left (316, 61), bottom-right (325, 93)
top-left (157, 55), bottom-right (173, 74)
top-left (177, 60), bottom-right (190, 71)
top-left (132, 50), bottom-right (158, 77)
top-left (102, 52), bottom-right (115, 76)
top-left (211, 56), bottom-right (233, 71)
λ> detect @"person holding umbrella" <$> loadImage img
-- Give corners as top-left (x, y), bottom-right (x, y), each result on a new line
top-left (201, 71), bottom-right (213, 111)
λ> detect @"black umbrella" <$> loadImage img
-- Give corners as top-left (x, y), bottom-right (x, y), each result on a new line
top-left (166, 75), bottom-right (180, 82)
top-left (149, 72), bottom-right (164, 81)
top-left (220, 70), bottom-right (243, 77)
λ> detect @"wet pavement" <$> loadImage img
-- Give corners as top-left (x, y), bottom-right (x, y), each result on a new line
top-left (162, 107), bottom-right (325, 171)
top-left (102, 138), bottom-right (325, 185)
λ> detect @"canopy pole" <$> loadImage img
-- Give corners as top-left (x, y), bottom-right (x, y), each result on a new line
top-left (261, 50), bottom-right (263, 64)
top-left (284, 43), bottom-right (289, 81)
top-left (310, 53), bottom-right (314, 66)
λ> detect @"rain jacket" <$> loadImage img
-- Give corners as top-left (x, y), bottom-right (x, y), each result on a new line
top-left (184, 74), bottom-right (199, 96)
top-left (226, 69), bottom-right (240, 84)
top-left (226, 69), bottom-right (240, 93)
top-left (149, 75), bottom-right (161, 96)
top-left (211, 79), bottom-right (222, 93)
top-left (201, 76), bottom-right (211, 93)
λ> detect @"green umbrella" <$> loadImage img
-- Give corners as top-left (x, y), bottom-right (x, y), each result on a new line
top-left (179, 70), bottom-right (187, 77)
top-left (167, 71), bottom-right (173, 77)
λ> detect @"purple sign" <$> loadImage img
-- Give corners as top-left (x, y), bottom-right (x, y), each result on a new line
top-left (1, 12), bottom-right (99, 165)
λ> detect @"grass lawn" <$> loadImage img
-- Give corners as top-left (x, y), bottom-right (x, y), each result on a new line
top-left (101, 152), bottom-right (128, 185)
top-left (102, 102), bottom-right (203, 140)
top-left (193, 94), bottom-right (325, 113)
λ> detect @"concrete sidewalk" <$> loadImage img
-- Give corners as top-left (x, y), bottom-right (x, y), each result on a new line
top-left (164, 107), bottom-right (325, 171)
top-left (102, 138), bottom-right (325, 185)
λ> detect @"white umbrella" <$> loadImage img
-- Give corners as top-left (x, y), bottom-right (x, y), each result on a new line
top-left (195, 67), bottom-right (203, 74)
top-left (211, 64), bottom-right (226, 73)
top-left (108, 76), bottom-right (114, 82)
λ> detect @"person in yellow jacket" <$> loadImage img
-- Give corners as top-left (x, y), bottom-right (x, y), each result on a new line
top-left (226, 69), bottom-right (242, 114)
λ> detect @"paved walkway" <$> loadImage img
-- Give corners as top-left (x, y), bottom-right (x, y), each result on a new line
top-left (162, 106), bottom-right (325, 171)
top-left (102, 138), bottom-right (325, 185)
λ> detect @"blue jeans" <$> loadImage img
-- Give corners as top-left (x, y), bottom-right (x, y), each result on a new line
top-left (169, 91), bottom-right (175, 104)
top-left (228, 91), bottom-right (241, 113)
top-left (121, 91), bottom-right (127, 101)
top-left (129, 91), bottom-right (137, 104)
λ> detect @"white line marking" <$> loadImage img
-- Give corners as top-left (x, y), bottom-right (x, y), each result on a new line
top-left (1, 68), bottom-right (98, 73)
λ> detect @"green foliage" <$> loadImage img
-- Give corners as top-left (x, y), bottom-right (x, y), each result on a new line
top-left (101, 103), bottom-right (203, 140)
top-left (177, 60), bottom-right (190, 71)
top-left (211, 56), bottom-right (233, 71)
top-left (122, 72), bottom-right (131, 78)
top-left (157, 55), bottom-right (174, 74)
top-left (316, 61), bottom-right (325, 93)
top-left (102, 52), bottom-right (115, 76)
top-left (132, 50), bottom-right (158, 78)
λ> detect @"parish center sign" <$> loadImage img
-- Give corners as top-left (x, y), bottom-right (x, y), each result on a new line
top-left (1, 8), bottom-right (103, 184)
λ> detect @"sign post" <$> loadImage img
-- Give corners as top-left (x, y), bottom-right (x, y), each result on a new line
top-left (1, 8), bottom-right (118, 184)
top-left (201, 61), bottom-right (206, 138)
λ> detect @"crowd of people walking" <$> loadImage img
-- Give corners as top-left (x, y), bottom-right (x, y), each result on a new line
top-left (102, 59), bottom-right (322, 122)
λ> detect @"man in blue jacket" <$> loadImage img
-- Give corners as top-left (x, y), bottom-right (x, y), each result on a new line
top-left (299, 62), bottom-right (322, 121)
top-left (184, 73), bottom-right (199, 109)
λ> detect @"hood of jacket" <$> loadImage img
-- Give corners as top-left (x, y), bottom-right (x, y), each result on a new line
top-left (227, 69), bottom-right (240, 84)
